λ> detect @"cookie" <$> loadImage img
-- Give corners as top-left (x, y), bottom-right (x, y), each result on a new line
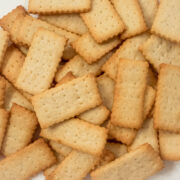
top-left (0, 139), bottom-right (56, 180)
top-left (151, 0), bottom-right (180, 43)
top-left (91, 144), bottom-right (163, 180)
top-left (81, 0), bottom-right (125, 43)
top-left (40, 118), bottom-right (107, 156)
top-left (32, 74), bottom-right (102, 128)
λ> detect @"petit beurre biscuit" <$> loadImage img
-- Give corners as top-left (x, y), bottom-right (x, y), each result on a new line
top-left (39, 14), bottom-right (87, 35)
top-left (154, 64), bottom-right (180, 133)
top-left (28, 0), bottom-right (91, 14)
top-left (81, 0), bottom-right (125, 43)
top-left (55, 53), bottom-right (112, 82)
top-left (0, 29), bottom-right (9, 67)
top-left (56, 72), bottom-right (109, 125)
top-left (91, 144), bottom-right (163, 180)
top-left (32, 74), bottom-right (102, 128)
top-left (4, 80), bottom-right (33, 111)
top-left (105, 142), bottom-right (127, 158)
top-left (102, 33), bottom-right (149, 80)
top-left (50, 140), bottom-right (72, 157)
top-left (138, 0), bottom-right (158, 28)
top-left (16, 28), bottom-right (66, 95)
top-left (72, 33), bottom-right (121, 64)
top-left (97, 74), bottom-right (115, 110)
top-left (0, 6), bottom-right (26, 45)
top-left (48, 151), bottom-right (98, 180)
top-left (151, 0), bottom-right (180, 43)
top-left (40, 118), bottom-right (107, 156)
top-left (2, 45), bottom-right (25, 85)
top-left (111, 59), bottom-right (148, 129)
top-left (0, 109), bottom-right (9, 149)
top-left (1, 104), bottom-right (38, 156)
top-left (0, 139), bottom-right (56, 180)
top-left (141, 35), bottom-right (180, 72)
top-left (0, 77), bottom-right (6, 108)
top-left (159, 130), bottom-right (180, 161)
top-left (111, 0), bottom-right (147, 39)
top-left (0, 6), bottom-right (26, 32)
top-left (129, 118), bottom-right (159, 152)
top-left (108, 84), bottom-right (155, 145)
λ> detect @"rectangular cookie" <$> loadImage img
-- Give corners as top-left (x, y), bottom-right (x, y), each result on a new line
top-left (55, 53), bottom-right (112, 82)
top-left (4, 80), bottom-right (33, 111)
top-left (97, 74), bottom-right (115, 110)
top-left (50, 141), bottom-right (72, 157)
top-left (154, 64), bottom-right (180, 133)
top-left (138, 0), bottom-right (158, 28)
top-left (16, 28), bottom-right (66, 95)
top-left (0, 109), bottom-right (9, 149)
top-left (56, 72), bottom-right (109, 125)
top-left (105, 142), bottom-right (127, 158)
top-left (28, 0), bottom-right (91, 14)
top-left (107, 85), bottom-right (155, 145)
top-left (159, 130), bottom-right (180, 161)
top-left (1, 104), bottom-right (38, 156)
top-left (0, 77), bottom-right (6, 108)
top-left (0, 29), bottom-right (9, 67)
top-left (91, 144), bottom-right (163, 180)
top-left (141, 35), bottom-right (180, 72)
top-left (40, 118), bottom-right (107, 156)
top-left (102, 33), bottom-right (149, 80)
top-left (111, 0), bottom-right (147, 39)
top-left (48, 150), bottom-right (98, 180)
top-left (13, 15), bottom-right (79, 59)
top-left (1, 45), bottom-right (25, 85)
top-left (129, 118), bottom-right (159, 152)
top-left (39, 14), bottom-right (87, 35)
top-left (32, 74), bottom-right (102, 128)
top-left (81, 0), bottom-right (125, 43)
top-left (0, 139), bottom-right (56, 180)
top-left (72, 33), bottom-right (121, 64)
top-left (111, 59), bottom-right (148, 129)
top-left (79, 105), bottom-right (110, 125)
top-left (0, 6), bottom-right (26, 32)
top-left (151, 0), bottom-right (180, 43)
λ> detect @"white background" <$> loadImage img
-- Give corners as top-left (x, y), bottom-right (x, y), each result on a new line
top-left (0, 0), bottom-right (180, 179)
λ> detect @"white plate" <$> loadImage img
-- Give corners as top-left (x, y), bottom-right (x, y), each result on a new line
top-left (0, 0), bottom-right (179, 179)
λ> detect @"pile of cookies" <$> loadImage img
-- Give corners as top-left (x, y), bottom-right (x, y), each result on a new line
top-left (0, 0), bottom-right (179, 179)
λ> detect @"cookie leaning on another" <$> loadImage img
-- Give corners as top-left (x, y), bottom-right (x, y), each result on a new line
top-left (111, 59), bottom-right (149, 129)
top-left (40, 118), bottom-right (107, 156)
top-left (0, 139), bottom-right (56, 180)
top-left (91, 144), bottom-right (163, 180)
top-left (16, 28), bottom-right (66, 95)
top-left (48, 151), bottom-right (98, 180)
top-left (32, 74), bottom-right (102, 128)
top-left (1, 104), bottom-right (38, 156)
top-left (81, 0), bottom-right (125, 43)
top-left (72, 33), bottom-right (121, 64)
